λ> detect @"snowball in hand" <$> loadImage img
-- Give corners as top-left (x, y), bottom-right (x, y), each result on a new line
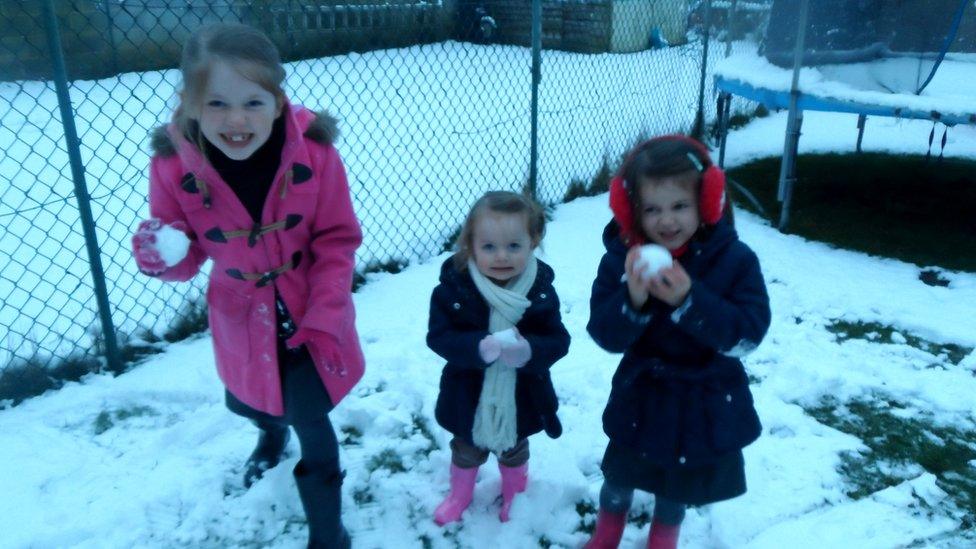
top-left (154, 224), bottom-right (190, 267)
top-left (492, 328), bottom-right (519, 346)
top-left (636, 244), bottom-right (672, 280)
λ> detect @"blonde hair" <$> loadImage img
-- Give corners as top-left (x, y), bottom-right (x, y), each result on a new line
top-left (174, 23), bottom-right (286, 149)
top-left (453, 191), bottom-right (546, 270)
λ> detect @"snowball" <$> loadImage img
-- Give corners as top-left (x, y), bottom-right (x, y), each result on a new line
top-left (722, 339), bottom-right (758, 358)
top-left (493, 328), bottom-right (519, 346)
top-left (155, 225), bottom-right (190, 267)
top-left (636, 244), bottom-right (672, 280)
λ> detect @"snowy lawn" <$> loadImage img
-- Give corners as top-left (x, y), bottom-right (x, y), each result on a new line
top-left (2, 174), bottom-right (975, 547)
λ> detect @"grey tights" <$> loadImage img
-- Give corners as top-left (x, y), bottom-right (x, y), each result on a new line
top-left (599, 481), bottom-right (686, 526)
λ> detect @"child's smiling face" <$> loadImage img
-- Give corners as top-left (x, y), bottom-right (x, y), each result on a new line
top-left (195, 59), bottom-right (281, 160)
top-left (472, 211), bottom-right (535, 285)
top-left (638, 177), bottom-right (700, 250)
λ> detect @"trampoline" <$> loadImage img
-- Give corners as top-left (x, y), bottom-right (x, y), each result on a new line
top-left (712, 0), bottom-right (976, 229)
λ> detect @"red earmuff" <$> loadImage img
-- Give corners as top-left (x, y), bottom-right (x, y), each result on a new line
top-left (699, 163), bottom-right (726, 225)
top-left (609, 173), bottom-right (641, 244)
top-left (609, 134), bottom-right (726, 242)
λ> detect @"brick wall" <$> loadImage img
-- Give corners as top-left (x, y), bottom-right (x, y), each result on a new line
top-left (0, 0), bottom-right (455, 82)
top-left (458, 0), bottom-right (611, 54)
top-left (459, 0), bottom-right (688, 55)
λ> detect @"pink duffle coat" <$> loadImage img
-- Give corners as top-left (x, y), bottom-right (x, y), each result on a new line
top-left (141, 103), bottom-right (364, 415)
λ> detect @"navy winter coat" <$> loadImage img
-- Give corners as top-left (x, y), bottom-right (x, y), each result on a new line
top-left (587, 220), bottom-right (771, 467)
top-left (428, 257), bottom-right (571, 446)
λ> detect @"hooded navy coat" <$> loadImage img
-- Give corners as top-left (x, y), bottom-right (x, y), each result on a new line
top-left (428, 257), bottom-right (570, 447)
top-left (587, 219), bottom-right (770, 471)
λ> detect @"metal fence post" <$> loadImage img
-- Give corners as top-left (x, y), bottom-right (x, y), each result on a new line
top-left (41, 0), bottom-right (122, 374)
top-left (528, 0), bottom-right (542, 200)
top-left (693, 0), bottom-right (713, 139)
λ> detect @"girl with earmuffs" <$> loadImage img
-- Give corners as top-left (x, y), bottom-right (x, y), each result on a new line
top-left (583, 135), bottom-right (771, 549)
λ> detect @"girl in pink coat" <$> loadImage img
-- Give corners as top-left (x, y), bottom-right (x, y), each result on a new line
top-left (131, 23), bottom-right (361, 548)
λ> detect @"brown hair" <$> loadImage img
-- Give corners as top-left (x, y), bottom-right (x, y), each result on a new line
top-left (622, 138), bottom-right (734, 239)
top-left (174, 23), bottom-right (286, 149)
top-left (625, 139), bottom-right (702, 209)
top-left (453, 191), bottom-right (546, 270)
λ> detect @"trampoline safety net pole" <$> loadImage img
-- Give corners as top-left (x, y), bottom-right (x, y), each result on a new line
top-left (777, 0), bottom-right (810, 231)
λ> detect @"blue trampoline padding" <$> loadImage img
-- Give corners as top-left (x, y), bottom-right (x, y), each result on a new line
top-left (715, 75), bottom-right (976, 126)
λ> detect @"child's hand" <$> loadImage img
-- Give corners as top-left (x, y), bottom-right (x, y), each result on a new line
top-left (285, 327), bottom-right (318, 350)
top-left (287, 328), bottom-right (343, 370)
top-left (478, 334), bottom-right (502, 364)
top-left (498, 331), bottom-right (532, 368)
top-left (647, 263), bottom-right (692, 307)
top-left (625, 246), bottom-right (653, 309)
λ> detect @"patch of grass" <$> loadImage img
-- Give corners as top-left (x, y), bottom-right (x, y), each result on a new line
top-left (162, 300), bottom-right (209, 344)
top-left (0, 353), bottom-right (100, 406)
top-left (710, 105), bottom-right (769, 140)
top-left (93, 411), bottom-right (114, 435)
top-left (806, 394), bottom-right (976, 521)
top-left (117, 336), bottom-right (164, 367)
top-left (575, 499), bottom-right (597, 534)
top-left (918, 268), bottom-right (951, 287)
top-left (367, 449), bottom-right (407, 474)
top-left (826, 320), bottom-right (973, 366)
top-left (629, 508), bottom-right (653, 529)
top-left (728, 153), bottom-right (976, 272)
top-left (409, 413), bottom-right (440, 456)
top-left (727, 112), bottom-right (754, 130)
top-left (93, 404), bottom-right (159, 435)
top-left (2, 297), bottom-right (213, 406)
top-left (563, 157), bottom-right (614, 203)
top-left (563, 178), bottom-right (589, 202)
top-left (340, 425), bottom-right (363, 446)
top-left (352, 485), bottom-right (375, 505)
top-left (355, 381), bottom-right (387, 398)
top-left (440, 225), bottom-right (462, 254)
top-left (352, 259), bottom-right (409, 292)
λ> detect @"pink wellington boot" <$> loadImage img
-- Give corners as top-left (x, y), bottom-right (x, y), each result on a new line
top-left (583, 510), bottom-right (626, 549)
top-left (498, 463), bottom-right (528, 522)
top-left (434, 464), bottom-right (479, 526)
top-left (647, 520), bottom-right (680, 549)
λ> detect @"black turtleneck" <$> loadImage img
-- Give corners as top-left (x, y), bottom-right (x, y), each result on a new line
top-left (204, 114), bottom-right (287, 222)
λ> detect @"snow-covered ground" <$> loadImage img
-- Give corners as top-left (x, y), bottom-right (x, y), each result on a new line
top-left (2, 109), bottom-right (975, 547)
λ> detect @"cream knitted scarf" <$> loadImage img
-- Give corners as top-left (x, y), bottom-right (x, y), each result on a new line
top-left (468, 256), bottom-right (538, 454)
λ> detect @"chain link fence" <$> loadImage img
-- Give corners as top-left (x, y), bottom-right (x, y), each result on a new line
top-left (0, 0), bottom-right (768, 404)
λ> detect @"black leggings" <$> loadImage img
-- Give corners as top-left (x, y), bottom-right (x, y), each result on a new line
top-left (599, 480), bottom-right (686, 526)
top-left (228, 344), bottom-right (339, 475)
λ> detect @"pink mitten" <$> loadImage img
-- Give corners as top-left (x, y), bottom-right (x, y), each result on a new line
top-left (478, 334), bottom-right (501, 364)
top-left (132, 219), bottom-right (166, 275)
top-left (499, 335), bottom-right (532, 368)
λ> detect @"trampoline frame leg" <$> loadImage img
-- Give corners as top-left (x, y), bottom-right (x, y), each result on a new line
top-left (777, 107), bottom-right (803, 231)
top-left (717, 92), bottom-right (732, 168)
top-left (856, 114), bottom-right (867, 153)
